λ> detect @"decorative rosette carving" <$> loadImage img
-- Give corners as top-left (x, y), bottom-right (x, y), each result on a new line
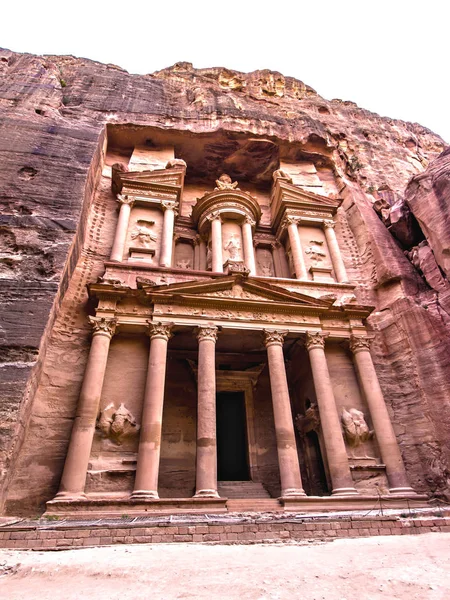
top-left (196, 325), bottom-right (219, 343)
top-left (263, 329), bottom-right (288, 347)
top-left (349, 335), bottom-right (372, 354)
top-left (305, 331), bottom-right (326, 351)
top-left (147, 322), bottom-right (173, 341)
top-left (89, 316), bottom-right (117, 338)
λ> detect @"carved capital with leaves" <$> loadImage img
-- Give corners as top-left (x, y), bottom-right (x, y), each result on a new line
top-left (161, 200), bottom-right (178, 214)
top-left (305, 331), bottom-right (327, 351)
top-left (196, 325), bottom-right (219, 343)
top-left (116, 194), bottom-right (135, 207)
top-left (349, 335), bottom-right (372, 354)
top-left (89, 316), bottom-right (117, 338)
top-left (147, 321), bottom-right (173, 342)
top-left (263, 329), bottom-right (288, 347)
top-left (323, 219), bottom-right (335, 230)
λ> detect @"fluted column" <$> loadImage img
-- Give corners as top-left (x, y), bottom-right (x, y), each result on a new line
top-left (350, 336), bottom-right (414, 494)
top-left (306, 332), bottom-right (358, 495)
top-left (324, 220), bottom-right (349, 283)
top-left (284, 216), bottom-right (307, 280)
top-left (132, 322), bottom-right (173, 500)
top-left (159, 200), bottom-right (177, 267)
top-left (55, 316), bottom-right (117, 500)
top-left (110, 194), bottom-right (135, 262)
top-left (209, 213), bottom-right (223, 273)
top-left (194, 325), bottom-right (219, 498)
top-left (242, 216), bottom-right (256, 275)
top-left (263, 330), bottom-right (306, 497)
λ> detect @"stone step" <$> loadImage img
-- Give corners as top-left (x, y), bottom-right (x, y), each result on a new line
top-left (226, 499), bottom-right (282, 512)
top-left (218, 481), bottom-right (271, 499)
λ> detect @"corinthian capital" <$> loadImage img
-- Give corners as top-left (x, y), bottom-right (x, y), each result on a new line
top-left (243, 215), bottom-right (256, 227)
top-left (147, 322), bottom-right (173, 341)
top-left (349, 335), bottom-right (372, 354)
top-left (305, 331), bottom-right (327, 351)
top-left (161, 200), bottom-right (178, 213)
top-left (89, 316), bottom-right (117, 338)
top-left (263, 329), bottom-right (288, 347)
top-left (323, 220), bottom-right (335, 230)
top-left (116, 194), bottom-right (135, 207)
top-left (281, 214), bottom-right (301, 231)
top-left (196, 325), bottom-right (219, 343)
top-left (206, 211), bottom-right (222, 223)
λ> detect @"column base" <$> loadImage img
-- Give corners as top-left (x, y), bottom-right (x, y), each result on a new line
top-left (388, 487), bottom-right (417, 496)
top-left (281, 488), bottom-right (307, 498)
top-left (193, 489), bottom-right (220, 499)
top-left (130, 490), bottom-right (159, 500)
top-left (52, 491), bottom-right (87, 502)
top-left (331, 487), bottom-right (359, 496)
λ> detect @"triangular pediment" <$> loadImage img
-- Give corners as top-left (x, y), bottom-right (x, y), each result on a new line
top-left (112, 165), bottom-right (185, 195)
top-left (141, 274), bottom-right (334, 310)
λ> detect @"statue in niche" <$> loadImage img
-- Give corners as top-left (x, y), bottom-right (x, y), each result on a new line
top-left (130, 220), bottom-right (157, 248)
top-left (176, 258), bottom-right (191, 269)
top-left (257, 257), bottom-right (274, 277)
top-left (224, 233), bottom-right (241, 260)
top-left (305, 239), bottom-right (327, 262)
top-left (272, 169), bottom-right (293, 184)
top-left (97, 403), bottom-right (139, 445)
top-left (206, 243), bottom-right (212, 269)
top-left (341, 408), bottom-right (375, 458)
top-left (215, 173), bottom-right (239, 191)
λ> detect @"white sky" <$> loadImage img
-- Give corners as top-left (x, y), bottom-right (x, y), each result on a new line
top-left (2, 1), bottom-right (449, 143)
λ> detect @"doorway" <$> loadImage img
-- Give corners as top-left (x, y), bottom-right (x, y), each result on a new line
top-left (216, 391), bottom-right (250, 481)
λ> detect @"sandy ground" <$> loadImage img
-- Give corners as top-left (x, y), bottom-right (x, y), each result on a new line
top-left (0, 533), bottom-right (449, 599)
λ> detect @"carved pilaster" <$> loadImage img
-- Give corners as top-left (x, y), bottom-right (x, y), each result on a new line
top-left (196, 325), bottom-right (219, 343)
top-left (305, 331), bottom-right (327, 351)
top-left (89, 316), bottom-right (117, 338)
top-left (147, 322), bottom-right (173, 342)
top-left (263, 329), bottom-right (288, 348)
top-left (349, 335), bottom-right (373, 354)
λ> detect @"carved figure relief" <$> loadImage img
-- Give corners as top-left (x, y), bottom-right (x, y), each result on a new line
top-left (130, 220), bottom-right (158, 248)
top-left (224, 233), bottom-right (242, 261)
top-left (305, 240), bottom-right (327, 262)
top-left (215, 173), bottom-right (239, 190)
top-left (341, 408), bottom-right (375, 458)
top-left (97, 403), bottom-right (139, 445)
top-left (257, 257), bottom-right (274, 277)
top-left (176, 259), bottom-right (192, 269)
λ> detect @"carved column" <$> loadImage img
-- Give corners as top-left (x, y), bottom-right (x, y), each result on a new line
top-left (110, 194), bottom-right (135, 262)
top-left (306, 332), bottom-right (358, 495)
top-left (159, 200), bottom-right (177, 268)
top-left (132, 322), bottom-right (173, 499)
top-left (350, 336), bottom-right (414, 494)
top-left (263, 330), bottom-right (306, 497)
top-left (324, 220), bottom-right (349, 283)
top-left (241, 216), bottom-right (256, 275)
top-left (198, 235), bottom-right (207, 271)
top-left (209, 213), bottom-right (223, 273)
top-left (194, 325), bottom-right (219, 498)
top-left (55, 316), bottom-right (117, 500)
top-left (284, 216), bottom-right (307, 280)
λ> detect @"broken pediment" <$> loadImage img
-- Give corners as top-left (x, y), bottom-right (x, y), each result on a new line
top-left (111, 162), bottom-right (185, 197)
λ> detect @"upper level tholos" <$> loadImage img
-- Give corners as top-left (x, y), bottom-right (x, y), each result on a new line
top-left (102, 127), bottom-right (357, 301)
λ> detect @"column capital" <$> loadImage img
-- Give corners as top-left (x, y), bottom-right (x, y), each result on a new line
top-left (206, 211), bottom-right (222, 223)
top-left (349, 335), bottom-right (373, 354)
top-left (281, 214), bottom-right (301, 231)
top-left (323, 219), bottom-right (335, 229)
top-left (147, 321), bottom-right (173, 341)
top-left (243, 215), bottom-right (256, 227)
top-left (161, 200), bottom-right (179, 215)
top-left (196, 325), bottom-right (219, 343)
top-left (116, 193), bottom-right (135, 207)
top-left (305, 331), bottom-right (328, 351)
top-left (88, 316), bottom-right (117, 338)
top-left (263, 329), bottom-right (288, 347)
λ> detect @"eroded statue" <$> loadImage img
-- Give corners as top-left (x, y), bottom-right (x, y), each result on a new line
top-left (130, 220), bottom-right (157, 247)
top-left (97, 403), bottom-right (139, 445)
top-left (215, 173), bottom-right (239, 191)
top-left (224, 234), bottom-right (241, 260)
top-left (305, 240), bottom-right (327, 262)
top-left (341, 408), bottom-right (375, 458)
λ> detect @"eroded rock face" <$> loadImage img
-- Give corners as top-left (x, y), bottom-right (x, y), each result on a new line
top-left (1, 47), bottom-right (450, 513)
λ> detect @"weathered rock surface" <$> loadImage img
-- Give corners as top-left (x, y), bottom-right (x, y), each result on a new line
top-left (0, 48), bottom-right (449, 512)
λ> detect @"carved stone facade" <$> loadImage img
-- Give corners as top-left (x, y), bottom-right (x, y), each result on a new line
top-left (3, 55), bottom-right (448, 516)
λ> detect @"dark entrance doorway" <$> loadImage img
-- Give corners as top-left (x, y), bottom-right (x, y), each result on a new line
top-left (216, 391), bottom-right (250, 481)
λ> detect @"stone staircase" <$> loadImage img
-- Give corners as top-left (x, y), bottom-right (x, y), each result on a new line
top-left (218, 481), bottom-right (282, 512)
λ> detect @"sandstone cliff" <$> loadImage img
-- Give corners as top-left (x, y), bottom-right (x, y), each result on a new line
top-left (0, 48), bottom-right (449, 512)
